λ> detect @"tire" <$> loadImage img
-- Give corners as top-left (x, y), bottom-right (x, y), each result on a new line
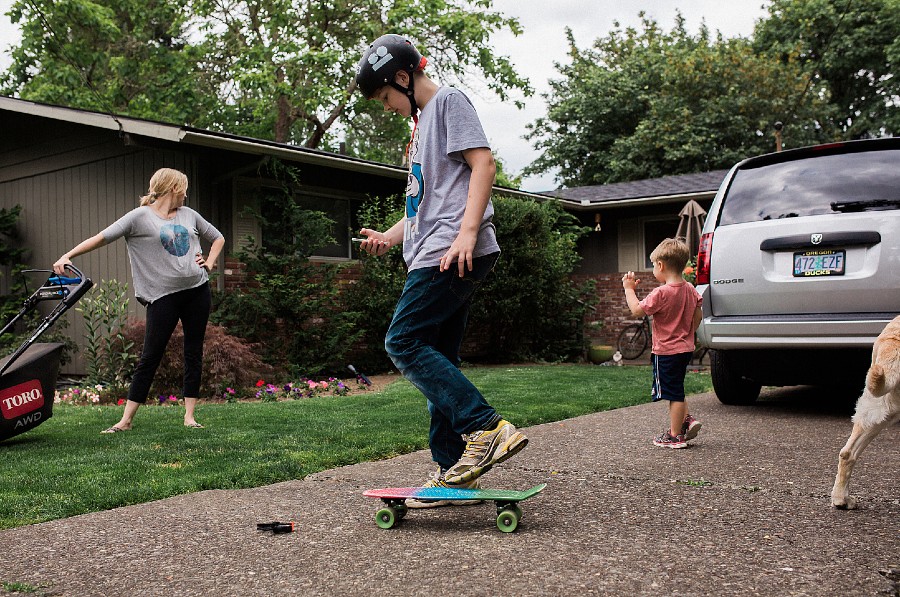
top-left (617, 324), bottom-right (648, 360)
top-left (710, 349), bottom-right (762, 405)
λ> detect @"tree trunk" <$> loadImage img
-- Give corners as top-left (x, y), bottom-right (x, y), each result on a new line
top-left (274, 67), bottom-right (292, 143)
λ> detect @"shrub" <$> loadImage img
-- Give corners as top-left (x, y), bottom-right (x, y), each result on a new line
top-left (341, 195), bottom-right (407, 373)
top-left (470, 196), bottom-right (596, 362)
top-left (345, 194), bottom-right (596, 369)
top-left (77, 279), bottom-right (135, 388)
top-left (211, 160), bottom-right (362, 376)
top-left (0, 205), bottom-right (75, 362)
top-left (122, 321), bottom-right (276, 399)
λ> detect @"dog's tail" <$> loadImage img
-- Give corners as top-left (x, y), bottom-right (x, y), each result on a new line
top-left (866, 361), bottom-right (900, 397)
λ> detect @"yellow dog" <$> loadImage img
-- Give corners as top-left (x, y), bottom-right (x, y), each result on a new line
top-left (832, 315), bottom-right (900, 509)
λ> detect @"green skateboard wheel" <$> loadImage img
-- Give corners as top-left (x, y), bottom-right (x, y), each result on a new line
top-left (375, 507), bottom-right (397, 529)
top-left (496, 508), bottom-right (519, 532)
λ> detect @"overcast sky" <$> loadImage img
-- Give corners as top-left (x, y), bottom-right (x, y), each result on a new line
top-left (0, 0), bottom-right (769, 191)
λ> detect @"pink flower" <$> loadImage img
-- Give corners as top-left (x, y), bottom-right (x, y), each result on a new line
top-left (168, 395), bottom-right (178, 402)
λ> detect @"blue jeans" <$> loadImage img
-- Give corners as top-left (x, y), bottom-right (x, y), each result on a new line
top-left (385, 252), bottom-right (502, 470)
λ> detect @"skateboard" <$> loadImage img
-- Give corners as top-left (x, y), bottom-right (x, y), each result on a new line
top-left (363, 483), bottom-right (546, 533)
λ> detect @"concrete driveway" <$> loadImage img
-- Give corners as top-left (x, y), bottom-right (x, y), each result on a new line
top-left (0, 388), bottom-right (897, 596)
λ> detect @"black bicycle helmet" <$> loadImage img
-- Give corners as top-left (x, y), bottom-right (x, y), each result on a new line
top-left (356, 34), bottom-right (425, 114)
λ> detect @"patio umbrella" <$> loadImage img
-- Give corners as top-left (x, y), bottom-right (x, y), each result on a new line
top-left (675, 199), bottom-right (707, 257)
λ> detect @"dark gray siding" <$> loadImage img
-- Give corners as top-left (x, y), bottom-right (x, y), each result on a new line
top-left (0, 114), bottom-right (200, 373)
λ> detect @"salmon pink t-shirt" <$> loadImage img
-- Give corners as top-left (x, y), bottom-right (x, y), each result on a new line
top-left (639, 282), bottom-right (702, 355)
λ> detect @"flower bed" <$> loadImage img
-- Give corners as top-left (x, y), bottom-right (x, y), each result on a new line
top-left (55, 376), bottom-right (375, 406)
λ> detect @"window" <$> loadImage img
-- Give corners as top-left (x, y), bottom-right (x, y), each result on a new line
top-left (256, 185), bottom-right (355, 260)
top-left (617, 215), bottom-right (680, 272)
top-left (295, 195), bottom-right (351, 259)
top-left (720, 149), bottom-right (900, 225)
top-left (642, 217), bottom-right (679, 268)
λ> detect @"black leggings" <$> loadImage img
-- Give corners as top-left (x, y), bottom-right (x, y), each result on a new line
top-left (127, 282), bottom-right (211, 404)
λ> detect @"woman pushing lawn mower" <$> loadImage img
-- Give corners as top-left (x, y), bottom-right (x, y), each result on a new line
top-left (54, 168), bottom-right (224, 434)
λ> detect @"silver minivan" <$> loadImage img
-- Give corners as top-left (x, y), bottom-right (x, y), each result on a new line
top-left (695, 137), bottom-right (900, 404)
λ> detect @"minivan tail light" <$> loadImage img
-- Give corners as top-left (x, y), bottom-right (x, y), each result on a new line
top-left (696, 232), bottom-right (713, 285)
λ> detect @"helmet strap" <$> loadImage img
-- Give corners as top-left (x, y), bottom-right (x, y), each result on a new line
top-left (389, 75), bottom-right (419, 116)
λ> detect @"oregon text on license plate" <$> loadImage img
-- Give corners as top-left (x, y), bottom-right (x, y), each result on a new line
top-left (793, 249), bottom-right (845, 277)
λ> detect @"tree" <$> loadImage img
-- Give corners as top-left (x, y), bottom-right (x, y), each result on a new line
top-left (1, 0), bottom-right (215, 125)
top-left (524, 14), bottom-right (835, 187)
top-left (3, 0), bottom-right (532, 161)
top-left (191, 0), bottom-right (531, 153)
top-left (753, 0), bottom-right (900, 138)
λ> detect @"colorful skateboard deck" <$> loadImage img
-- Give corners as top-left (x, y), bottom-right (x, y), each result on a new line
top-left (363, 483), bottom-right (546, 532)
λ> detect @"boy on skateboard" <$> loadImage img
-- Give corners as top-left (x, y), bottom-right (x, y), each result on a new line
top-left (622, 238), bottom-right (703, 448)
top-left (355, 34), bottom-right (528, 506)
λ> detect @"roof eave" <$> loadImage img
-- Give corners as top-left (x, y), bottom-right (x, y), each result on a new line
top-left (555, 189), bottom-right (718, 211)
top-left (1, 97), bottom-right (550, 198)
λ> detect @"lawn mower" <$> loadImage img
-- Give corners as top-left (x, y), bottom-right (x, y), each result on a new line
top-left (0, 264), bottom-right (92, 442)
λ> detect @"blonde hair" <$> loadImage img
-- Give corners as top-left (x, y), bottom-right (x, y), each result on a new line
top-left (140, 168), bottom-right (188, 206)
top-left (650, 238), bottom-right (691, 272)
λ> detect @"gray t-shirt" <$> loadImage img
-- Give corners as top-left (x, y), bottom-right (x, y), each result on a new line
top-left (101, 206), bottom-right (223, 303)
top-left (403, 86), bottom-right (501, 271)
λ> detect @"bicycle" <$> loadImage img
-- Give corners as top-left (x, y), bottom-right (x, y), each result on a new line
top-left (616, 315), bottom-right (651, 360)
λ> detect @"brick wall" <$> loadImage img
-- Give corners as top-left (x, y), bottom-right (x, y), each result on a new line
top-left (222, 258), bottom-right (363, 291)
top-left (221, 258), bottom-right (656, 352)
top-left (574, 273), bottom-right (657, 346)
top-left (222, 257), bottom-right (249, 290)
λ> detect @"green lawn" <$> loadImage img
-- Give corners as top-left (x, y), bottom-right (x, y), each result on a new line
top-left (0, 364), bottom-right (712, 529)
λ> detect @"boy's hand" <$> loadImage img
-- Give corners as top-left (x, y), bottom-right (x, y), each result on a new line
top-left (440, 230), bottom-right (477, 276)
top-left (357, 228), bottom-right (392, 257)
top-left (622, 271), bottom-right (640, 290)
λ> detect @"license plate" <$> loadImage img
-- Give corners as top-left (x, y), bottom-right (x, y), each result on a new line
top-left (793, 249), bottom-right (845, 277)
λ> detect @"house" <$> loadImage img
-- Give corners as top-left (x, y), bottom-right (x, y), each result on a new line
top-left (549, 170), bottom-right (728, 344)
top-left (0, 96), bottom-right (544, 373)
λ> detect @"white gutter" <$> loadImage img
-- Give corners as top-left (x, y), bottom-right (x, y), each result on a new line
top-left (557, 190), bottom-right (717, 211)
top-left (0, 96), bottom-right (184, 141)
top-left (179, 130), bottom-right (408, 179)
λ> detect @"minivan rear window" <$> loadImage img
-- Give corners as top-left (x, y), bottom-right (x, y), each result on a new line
top-left (718, 149), bottom-right (900, 225)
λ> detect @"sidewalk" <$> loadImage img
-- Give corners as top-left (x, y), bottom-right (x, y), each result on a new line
top-left (1, 388), bottom-right (897, 596)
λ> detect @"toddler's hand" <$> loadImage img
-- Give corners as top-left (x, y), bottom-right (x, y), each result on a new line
top-left (622, 271), bottom-right (640, 290)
